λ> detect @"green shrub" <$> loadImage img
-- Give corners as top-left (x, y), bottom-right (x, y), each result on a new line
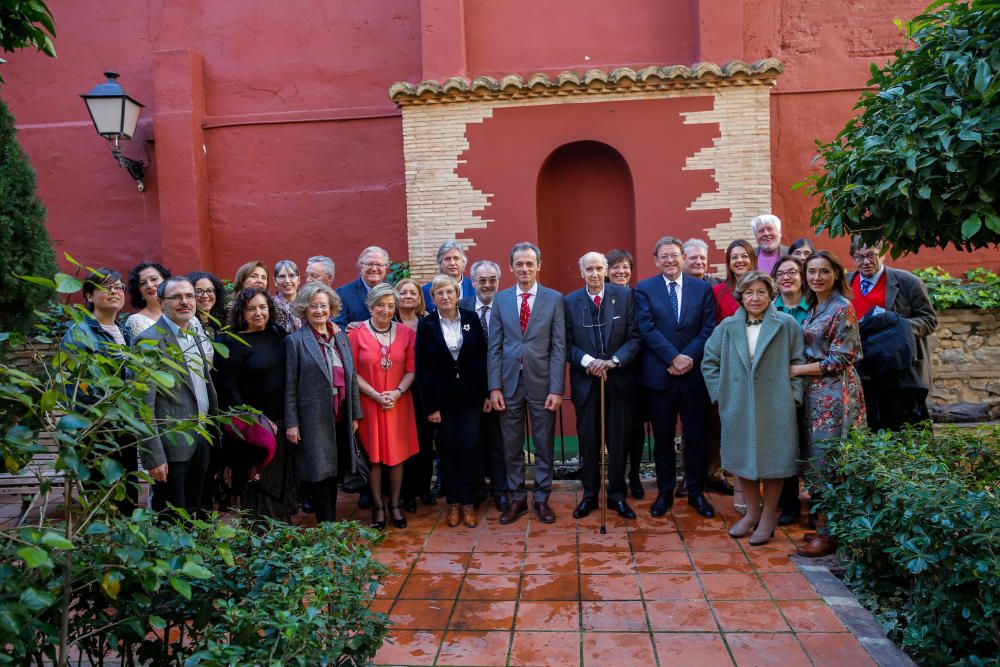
top-left (913, 266), bottom-right (1000, 311)
top-left (812, 426), bottom-right (1000, 665)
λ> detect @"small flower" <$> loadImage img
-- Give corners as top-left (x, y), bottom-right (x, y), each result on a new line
top-left (463, 323), bottom-right (471, 331)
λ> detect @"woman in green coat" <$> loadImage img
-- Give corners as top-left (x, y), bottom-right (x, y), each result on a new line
top-left (702, 272), bottom-right (806, 545)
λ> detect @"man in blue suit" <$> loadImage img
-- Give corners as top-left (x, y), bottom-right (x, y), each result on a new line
top-left (423, 241), bottom-right (475, 312)
top-left (635, 236), bottom-right (717, 518)
top-left (335, 246), bottom-right (391, 327)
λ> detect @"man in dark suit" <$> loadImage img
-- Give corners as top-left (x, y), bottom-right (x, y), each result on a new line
top-left (135, 276), bottom-right (218, 515)
top-left (423, 240), bottom-right (476, 313)
top-left (460, 259), bottom-right (509, 511)
top-left (565, 252), bottom-right (641, 519)
top-left (751, 214), bottom-right (789, 275)
top-left (635, 236), bottom-right (718, 518)
top-left (488, 242), bottom-right (566, 524)
top-left (334, 246), bottom-right (391, 327)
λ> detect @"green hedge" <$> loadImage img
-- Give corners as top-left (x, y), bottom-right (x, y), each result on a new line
top-left (813, 426), bottom-right (999, 665)
top-left (914, 267), bottom-right (1000, 311)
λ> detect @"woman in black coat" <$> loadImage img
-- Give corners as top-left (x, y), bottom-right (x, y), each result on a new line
top-left (415, 274), bottom-right (489, 529)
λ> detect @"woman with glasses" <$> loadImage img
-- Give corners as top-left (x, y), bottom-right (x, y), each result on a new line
top-left (348, 282), bottom-right (418, 530)
top-left (188, 270), bottom-right (227, 342)
top-left (273, 259), bottom-right (302, 333)
top-left (124, 262), bottom-right (171, 343)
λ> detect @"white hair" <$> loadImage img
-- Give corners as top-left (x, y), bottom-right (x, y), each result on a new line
top-left (683, 238), bottom-right (709, 255)
top-left (750, 214), bottom-right (782, 235)
top-left (470, 259), bottom-right (501, 278)
top-left (357, 246), bottom-right (390, 266)
top-left (436, 241), bottom-right (467, 266)
top-left (578, 251), bottom-right (608, 272)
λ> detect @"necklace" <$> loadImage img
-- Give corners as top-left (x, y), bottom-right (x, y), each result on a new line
top-left (368, 319), bottom-right (394, 370)
top-left (747, 318), bottom-right (764, 326)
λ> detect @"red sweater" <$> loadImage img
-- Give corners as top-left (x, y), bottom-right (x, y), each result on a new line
top-left (851, 272), bottom-right (887, 319)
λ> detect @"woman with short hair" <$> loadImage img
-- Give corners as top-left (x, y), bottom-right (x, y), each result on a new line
top-left (703, 271), bottom-right (806, 545)
top-left (124, 262), bottom-right (171, 343)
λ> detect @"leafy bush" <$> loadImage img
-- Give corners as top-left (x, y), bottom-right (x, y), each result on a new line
top-left (913, 266), bottom-right (1000, 310)
top-left (812, 425), bottom-right (1000, 665)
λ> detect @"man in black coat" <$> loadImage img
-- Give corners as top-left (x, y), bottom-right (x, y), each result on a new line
top-left (565, 252), bottom-right (642, 519)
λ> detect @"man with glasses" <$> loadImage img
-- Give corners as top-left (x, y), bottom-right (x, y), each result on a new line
top-left (565, 252), bottom-right (641, 520)
top-left (135, 276), bottom-right (218, 515)
top-left (635, 236), bottom-right (718, 519)
top-left (423, 241), bottom-right (475, 312)
top-left (304, 256), bottom-right (335, 288)
top-left (335, 246), bottom-right (391, 327)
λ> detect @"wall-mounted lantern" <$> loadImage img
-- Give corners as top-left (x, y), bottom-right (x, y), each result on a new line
top-left (81, 71), bottom-right (146, 191)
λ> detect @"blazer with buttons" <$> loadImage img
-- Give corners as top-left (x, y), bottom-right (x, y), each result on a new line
top-left (415, 308), bottom-right (489, 415)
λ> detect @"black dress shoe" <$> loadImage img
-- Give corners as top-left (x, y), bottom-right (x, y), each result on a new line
top-left (650, 493), bottom-right (673, 517)
top-left (493, 494), bottom-right (510, 513)
top-left (358, 490), bottom-right (373, 510)
top-left (688, 493), bottom-right (716, 518)
top-left (573, 498), bottom-right (597, 519)
top-left (608, 499), bottom-right (637, 519)
top-left (705, 477), bottom-right (735, 495)
top-left (778, 510), bottom-right (801, 526)
top-left (402, 497), bottom-right (417, 513)
top-left (629, 479), bottom-right (645, 500)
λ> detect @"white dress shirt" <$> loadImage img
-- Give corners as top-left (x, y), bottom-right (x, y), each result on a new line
top-left (580, 288), bottom-right (605, 368)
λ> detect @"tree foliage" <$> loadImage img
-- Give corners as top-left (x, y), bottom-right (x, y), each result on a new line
top-left (0, 0), bottom-right (56, 57)
top-left (803, 0), bottom-right (1000, 257)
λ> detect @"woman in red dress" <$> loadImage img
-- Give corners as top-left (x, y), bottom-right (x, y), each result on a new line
top-left (349, 282), bottom-right (419, 530)
top-left (712, 239), bottom-right (757, 323)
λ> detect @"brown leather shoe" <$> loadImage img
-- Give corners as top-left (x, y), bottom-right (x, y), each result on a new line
top-left (462, 504), bottom-right (478, 528)
top-left (533, 501), bottom-right (556, 524)
top-left (796, 534), bottom-right (836, 558)
top-left (446, 503), bottom-right (461, 527)
top-left (498, 499), bottom-right (528, 525)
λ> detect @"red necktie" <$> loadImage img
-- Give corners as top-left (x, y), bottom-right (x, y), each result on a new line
top-left (519, 292), bottom-right (531, 334)
top-left (594, 295), bottom-right (601, 307)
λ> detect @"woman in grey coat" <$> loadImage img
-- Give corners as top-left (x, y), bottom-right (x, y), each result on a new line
top-left (702, 272), bottom-right (806, 545)
top-left (285, 282), bottom-right (362, 523)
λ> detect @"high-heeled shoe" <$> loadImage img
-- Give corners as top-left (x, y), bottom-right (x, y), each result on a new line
top-left (389, 504), bottom-right (408, 529)
top-left (749, 527), bottom-right (775, 546)
top-left (371, 504), bottom-right (386, 531)
top-left (727, 515), bottom-right (758, 539)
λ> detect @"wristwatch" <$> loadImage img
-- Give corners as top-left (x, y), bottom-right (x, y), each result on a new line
top-left (611, 356), bottom-right (621, 367)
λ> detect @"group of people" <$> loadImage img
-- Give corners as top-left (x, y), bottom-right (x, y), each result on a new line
top-left (61, 213), bottom-right (937, 557)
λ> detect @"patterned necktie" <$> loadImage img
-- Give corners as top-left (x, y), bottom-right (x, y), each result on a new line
top-left (594, 295), bottom-right (601, 307)
top-left (519, 292), bottom-right (531, 334)
top-left (668, 281), bottom-right (679, 321)
top-left (480, 305), bottom-right (489, 335)
top-left (860, 279), bottom-right (872, 296)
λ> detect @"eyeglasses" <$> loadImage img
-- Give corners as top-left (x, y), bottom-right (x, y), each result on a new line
top-left (774, 269), bottom-right (800, 279)
top-left (363, 262), bottom-right (387, 270)
top-left (657, 253), bottom-right (682, 261)
top-left (195, 288), bottom-right (216, 296)
top-left (476, 277), bottom-right (498, 285)
top-left (163, 294), bottom-right (195, 303)
top-left (276, 273), bottom-right (299, 281)
top-left (306, 304), bottom-right (329, 312)
top-left (853, 253), bottom-right (880, 263)
top-left (102, 283), bottom-right (125, 293)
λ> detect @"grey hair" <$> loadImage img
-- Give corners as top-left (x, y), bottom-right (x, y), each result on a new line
top-left (436, 241), bottom-right (467, 266)
top-left (305, 256), bottom-right (334, 278)
top-left (578, 251), bottom-right (608, 272)
top-left (429, 274), bottom-right (460, 299)
top-left (274, 259), bottom-right (300, 277)
top-left (357, 246), bottom-right (390, 267)
top-left (365, 282), bottom-right (399, 310)
top-left (734, 271), bottom-right (778, 303)
top-left (156, 275), bottom-right (193, 299)
top-left (509, 242), bottom-right (541, 266)
top-left (750, 214), bottom-right (782, 235)
top-left (683, 238), bottom-right (709, 255)
top-left (470, 259), bottom-right (501, 278)
top-left (293, 282), bottom-right (341, 319)
top-left (652, 236), bottom-right (684, 257)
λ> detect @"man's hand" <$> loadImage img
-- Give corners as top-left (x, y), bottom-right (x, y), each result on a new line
top-left (427, 410), bottom-right (442, 423)
top-left (544, 393), bottom-right (562, 411)
top-left (286, 426), bottom-right (301, 444)
top-left (149, 463), bottom-right (169, 483)
top-left (586, 359), bottom-right (610, 379)
top-left (671, 354), bottom-right (694, 375)
top-left (490, 389), bottom-right (506, 411)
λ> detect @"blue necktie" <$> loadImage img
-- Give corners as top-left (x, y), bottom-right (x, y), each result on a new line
top-left (860, 279), bottom-right (872, 296)
top-left (668, 281), bottom-right (679, 321)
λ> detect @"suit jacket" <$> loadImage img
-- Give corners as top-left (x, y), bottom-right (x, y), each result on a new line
top-left (848, 266), bottom-right (937, 388)
top-left (284, 326), bottom-right (362, 483)
top-left (423, 276), bottom-right (476, 313)
top-left (487, 284), bottom-right (566, 399)
top-left (564, 284), bottom-right (641, 406)
top-left (634, 274), bottom-right (717, 390)
top-left (415, 308), bottom-right (488, 415)
top-left (334, 276), bottom-right (371, 327)
top-left (135, 316), bottom-right (218, 469)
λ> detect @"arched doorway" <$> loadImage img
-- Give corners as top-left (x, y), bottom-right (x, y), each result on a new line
top-left (536, 141), bottom-right (636, 295)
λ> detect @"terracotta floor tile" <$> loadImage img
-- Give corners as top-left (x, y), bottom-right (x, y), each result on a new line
top-left (778, 600), bottom-right (846, 632)
top-left (519, 574), bottom-right (580, 601)
top-left (578, 551), bottom-right (636, 574)
top-left (712, 601), bottom-right (790, 632)
top-left (630, 531), bottom-right (685, 551)
top-left (681, 530), bottom-right (745, 551)
top-left (759, 572), bottom-right (820, 600)
top-left (631, 513), bottom-right (675, 531)
top-left (376, 573), bottom-right (406, 599)
top-left (459, 574), bottom-right (521, 600)
top-left (448, 600), bottom-right (517, 632)
top-left (580, 600), bottom-right (648, 631)
top-left (582, 632), bottom-right (655, 666)
top-left (398, 574), bottom-right (463, 600)
top-left (423, 531), bottom-right (480, 553)
top-left (646, 599), bottom-right (719, 632)
top-left (580, 573), bottom-right (642, 600)
top-left (701, 573), bottom-right (770, 600)
top-left (373, 549), bottom-right (420, 573)
top-left (633, 550), bottom-right (695, 573)
top-left (673, 512), bottom-right (726, 531)
top-left (798, 632), bottom-right (877, 666)
top-left (468, 552), bottom-right (524, 575)
top-left (526, 519), bottom-right (577, 536)
top-left (725, 632), bottom-right (811, 667)
top-left (525, 531), bottom-right (578, 552)
top-left (515, 600), bottom-right (580, 631)
top-left (691, 550), bottom-right (753, 573)
top-left (522, 550), bottom-right (579, 574)
top-left (476, 532), bottom-right (527, 553)
top-left (436, 630), bottom-right (512, 666)
top-left (575, 512), bottom-right (633, 533)
top-left (579, 531), bottom-right (632, 552)
top-left (373, 629), bottom-right (442, 666)
top-left (640, 573), bottom-right (705, 600)
top-left (368, 598), bottom-right (394, 615)
top-left (746, 547), bottom-right (798, 573)
top-left (653, 631), bottom-right (733, 665)
top-left (412, 552), bottom-right (471, 575)
top-left (380, 531), bottom-right (429, 551)
top-left (389, 599), bottom-right (455, 630)
top-left (510, 631), bottom-right (581, 667)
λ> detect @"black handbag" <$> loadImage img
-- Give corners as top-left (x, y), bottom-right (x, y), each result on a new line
top-left (341, 432), bottom-right (370, 493)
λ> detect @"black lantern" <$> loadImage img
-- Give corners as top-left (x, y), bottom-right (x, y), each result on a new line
top-left (81, 71), bottom-right (146, 191)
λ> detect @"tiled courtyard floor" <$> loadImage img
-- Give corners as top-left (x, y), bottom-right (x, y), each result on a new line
top-left (341, 484), bottom-right (877, 667)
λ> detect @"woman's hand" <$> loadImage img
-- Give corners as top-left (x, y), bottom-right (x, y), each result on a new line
top-left (482, 398), bottom-right (492, 413)
top-left (428, 411), bottom-right (442, 423)
top-left (352, 419), bottom-right (359, 432)
top-left (286, 426), bottom-right (300, 444)
top-left (379, 391), bottom-right (398, 409)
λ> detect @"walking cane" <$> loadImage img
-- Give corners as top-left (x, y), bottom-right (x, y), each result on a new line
top-left (599, 376), bottom-right (607, 535)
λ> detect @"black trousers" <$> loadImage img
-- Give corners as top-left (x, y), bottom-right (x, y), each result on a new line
top-left (575, 383), bottom-right (627, 502)
top-left (310, 477), bottom-right (339, 523)
top-left (404, 390), bottom-right (436, 500)
top-left (624, 390), bottom-right (646, 484)
top-left (862, 381), bottom-right (930, 431)
top-left (646, 382), bottom-right (708, 497)
top-left (437, 404), bottom-right (482, 506)
top-left (480, 410), bottom-right (507, 497)
top-left (151, 437), bottom-right (210, 516)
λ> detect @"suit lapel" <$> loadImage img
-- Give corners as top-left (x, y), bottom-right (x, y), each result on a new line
top-left (303, 327), bottom-right (333, 385)
top-left (429, 312), bottom-right (448, 352)
top-left (601, 288), bottom-right (617, 348)
top-left (161, 323), bottom-right (197, 396)
top-left (883, 268), bottom-right (899, 310)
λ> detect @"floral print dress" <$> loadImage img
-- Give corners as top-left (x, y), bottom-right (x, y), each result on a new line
top-left (801, 293), bottom-right (867, 452)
